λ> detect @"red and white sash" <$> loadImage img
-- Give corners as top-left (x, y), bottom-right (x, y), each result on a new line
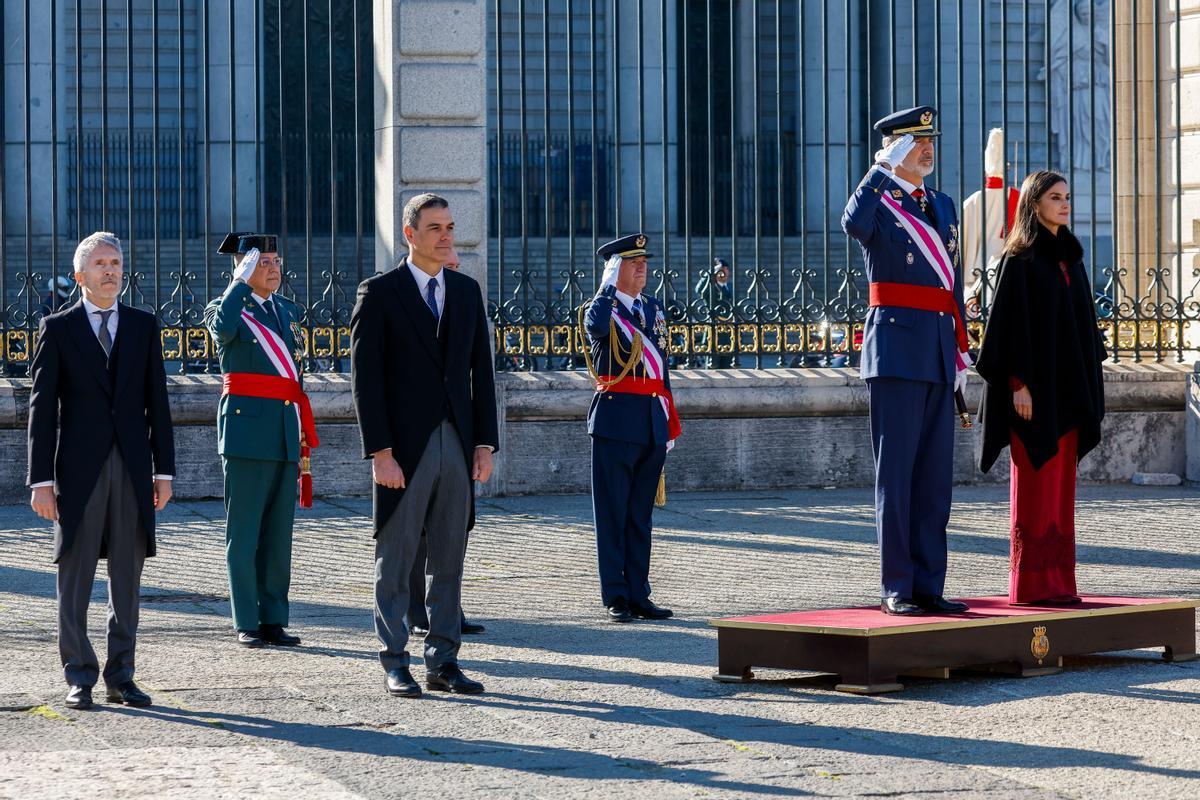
top-left (610, 303), bottom-right (675, 445)
top-left (240, 308), bottom-right (302, 430)
top-left (879, 193), bottom-right (973, 374)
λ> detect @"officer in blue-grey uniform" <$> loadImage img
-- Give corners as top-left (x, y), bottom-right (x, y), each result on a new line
top-left (841, 106), bottom-right (971, 616)
top-left (581, 234), bottom-right (681, 623)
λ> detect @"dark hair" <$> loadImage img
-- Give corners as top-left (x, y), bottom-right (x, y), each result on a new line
top-left (402, 193), bottom-right (450, 230)
top-left (1001, 170), bottom-right (1068, 258)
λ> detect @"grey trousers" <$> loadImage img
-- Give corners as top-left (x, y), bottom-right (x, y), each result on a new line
top-left (374, 421), bottom-right (471, 672)
top-left (56, 447), bottom-right (146, 688)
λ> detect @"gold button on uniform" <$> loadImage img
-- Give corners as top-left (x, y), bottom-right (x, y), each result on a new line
top-left (939, 311), bottom-right (945, 317)
top-left (651, 392), bottom-right (657, 398)
top-left (235, 409), bottom-right (241, 415)
top-left (284, 400), bottom-right (291, 406)
top-left (251, 339), bottom-right (257, 344)
top-left (889, 317), bottom-right (896, 323)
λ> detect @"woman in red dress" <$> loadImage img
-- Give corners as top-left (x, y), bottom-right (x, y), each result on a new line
top-left (975, 171), bottom-right (1107, 605)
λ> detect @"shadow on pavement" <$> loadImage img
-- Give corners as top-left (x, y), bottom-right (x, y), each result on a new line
top-left (131, 703), bottom-right (810, 796)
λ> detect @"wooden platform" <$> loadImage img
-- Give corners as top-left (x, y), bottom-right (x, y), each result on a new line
top-left (709, 596), bottom-right (1199, 694)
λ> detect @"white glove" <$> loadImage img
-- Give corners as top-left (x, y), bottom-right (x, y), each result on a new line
top-left (954, 368), bottom-right (968, 396)
top-left (874, 134), bottom-right (915, 170)
top-left (233, 247), bottom-right (260, 284)
top-left (599, 255), bottom-right (622, 290)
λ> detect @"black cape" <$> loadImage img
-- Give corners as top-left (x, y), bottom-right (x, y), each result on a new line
top-left (976, 224), bottom-right (1107, 473)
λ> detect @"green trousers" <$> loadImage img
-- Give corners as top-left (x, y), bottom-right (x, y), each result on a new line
top-left (222, 456), bottom-right (297, 631)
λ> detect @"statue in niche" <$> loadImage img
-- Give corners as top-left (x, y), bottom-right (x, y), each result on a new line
top-left (1041, 0), bottom-right (1111, 171)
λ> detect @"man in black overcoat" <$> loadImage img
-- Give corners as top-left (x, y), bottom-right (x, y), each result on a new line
top-left (28, 231), bottom-right (175, 710)
top-left (350, 194), bottom-right (498, 698)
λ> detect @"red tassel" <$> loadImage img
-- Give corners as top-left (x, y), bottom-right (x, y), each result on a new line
top-left (299, 472), bottom-right (313, 509)
top-left (298, 443), bottom-right (313, 508)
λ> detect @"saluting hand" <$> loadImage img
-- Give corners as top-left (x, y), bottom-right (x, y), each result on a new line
top-left (372, 449), bottom-right (406, 489)
top-left (1012, 386), bottom-right (1033, 421)
top-left (30, 486), bottom-right (58, 522)
top-left (874, 134), bottom-right (915, 171)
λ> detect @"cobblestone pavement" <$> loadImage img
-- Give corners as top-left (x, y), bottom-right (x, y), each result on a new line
top-left (1, 485), bottom-right (1198, 799)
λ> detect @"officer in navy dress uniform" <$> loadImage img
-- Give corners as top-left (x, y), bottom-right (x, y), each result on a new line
top-left (581, 234), bottom-right (681, 623)
top-left (841, 106), bottom-right (971, 616)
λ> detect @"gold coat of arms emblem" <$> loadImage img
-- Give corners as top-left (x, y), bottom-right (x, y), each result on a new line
top-left (920, 110), bottom-right (933, 126)
top-left (1030, 625), bottom-right (1050, 664)
top-left (636, 234), bottom-right (647, 248)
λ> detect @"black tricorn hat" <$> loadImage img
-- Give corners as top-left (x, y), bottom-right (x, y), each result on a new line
top-left (217, 232), bottom-right (278, 255)
top-left (873, 105), bottom-right (942, 138)
top-left (596, 233), bottom-right (654, 260)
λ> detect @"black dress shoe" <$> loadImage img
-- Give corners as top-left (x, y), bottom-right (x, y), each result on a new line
top-left (409, 623), bottom-right (429, 636)
top-left (461, 618), bottom-right (486, 635)
top-left (260, 624), bottom-right (301, 646)
top-left (65, 685), bottom-right (94, 710)
top-left (237, 630), bottom-right (266, 648)
top-left (385, 667), bottom-right (422, 698)
top-left (606, 599), bottom-right (633, 623)
top-left (913, 595), bottom-right (970, 614)
top-left (881, 597), bottom-right (925, 615)
top-left (426, 663), bottom-right (484, 694)
top-left (629, 600), bottom-right (674, 620)
top-left (105, 681), bottom-right (152, 707)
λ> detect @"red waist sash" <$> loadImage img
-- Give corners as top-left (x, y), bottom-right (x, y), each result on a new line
top-left (597, 375), bottom-right (683, 441)
top-left (868, 282), bottom-right (968, 355)
top-left (222, 372), bottom-right (321, 507)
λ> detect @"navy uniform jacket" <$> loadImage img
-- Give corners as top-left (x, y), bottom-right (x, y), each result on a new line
top-left (841, 167), bottom-right (966, 385)
top-left (584, 287), bottom-right (672, 446)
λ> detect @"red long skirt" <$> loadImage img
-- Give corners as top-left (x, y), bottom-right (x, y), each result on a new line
top-left (1009, 430), bottom-right (1079, 604)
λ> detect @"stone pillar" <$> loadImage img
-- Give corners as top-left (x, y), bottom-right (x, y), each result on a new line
top-left (1112, 0), bottom-right (1200, 350)
top-left (373, 0), bottom-right (487, 287)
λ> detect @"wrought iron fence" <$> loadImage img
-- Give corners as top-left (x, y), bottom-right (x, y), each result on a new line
top-left (0, 0), bottom-right (372, 376)
top-left (487, 0), bottom-right (1191, 371)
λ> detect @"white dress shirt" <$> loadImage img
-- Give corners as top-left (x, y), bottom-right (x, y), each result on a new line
top-left (82, 296), bottom-right (120, 344)
top-left (407, 259), bottom-right (445, 322)
top-left (613, 289), bottom-right (643, 319)
top-left (31, 297), bottom-right (172, 488)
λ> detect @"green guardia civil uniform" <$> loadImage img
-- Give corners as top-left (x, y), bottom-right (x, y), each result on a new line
top-left (204, 266), bottom-right (304, 634)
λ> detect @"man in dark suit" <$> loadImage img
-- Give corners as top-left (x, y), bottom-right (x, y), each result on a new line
top-left (405, 247), bottom-right (486, 639)
top-left (841, 106), bottom-right (970, 616)
top-left (28, 231), bottom-right (176, 710)
top-left (351, 193), bottom-right (498, 698)
top-left (582, 234), bottom-right (681, 623)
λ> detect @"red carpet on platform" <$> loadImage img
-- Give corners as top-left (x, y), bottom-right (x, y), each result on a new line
top-left (718, 596), bottom-right (1193, 633)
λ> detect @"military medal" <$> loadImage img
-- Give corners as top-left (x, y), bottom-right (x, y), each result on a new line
top-left (948, 223), bottom-right (958, 253)
top-left (890, 189), bottom-right (903, 199)
top-left (653, 314), bottom-right (669, 352)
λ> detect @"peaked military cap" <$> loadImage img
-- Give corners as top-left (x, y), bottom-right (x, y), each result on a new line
top-left (873, 105), bottom-right (941, 137)
top-left (217, 232), bottom-right (278, 255)
top-left (597, 233), bottom-right (654, 260)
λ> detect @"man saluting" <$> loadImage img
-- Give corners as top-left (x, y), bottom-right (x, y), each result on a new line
top-left (582, 234), bottom-right (681, 623)
top-left (204, 234), bottom-right (318, 647)
top-left (841, 106), bottom-right (971, 616)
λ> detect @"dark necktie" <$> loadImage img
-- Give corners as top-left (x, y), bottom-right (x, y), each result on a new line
top-left (425, 277), bottom-right (440, 323)
top-left (631, 297), bottom-right (645, 328)
top-left (95, 309), bottom-right (114, 357)
top-left (262, 298), bottom-right (283, 334)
